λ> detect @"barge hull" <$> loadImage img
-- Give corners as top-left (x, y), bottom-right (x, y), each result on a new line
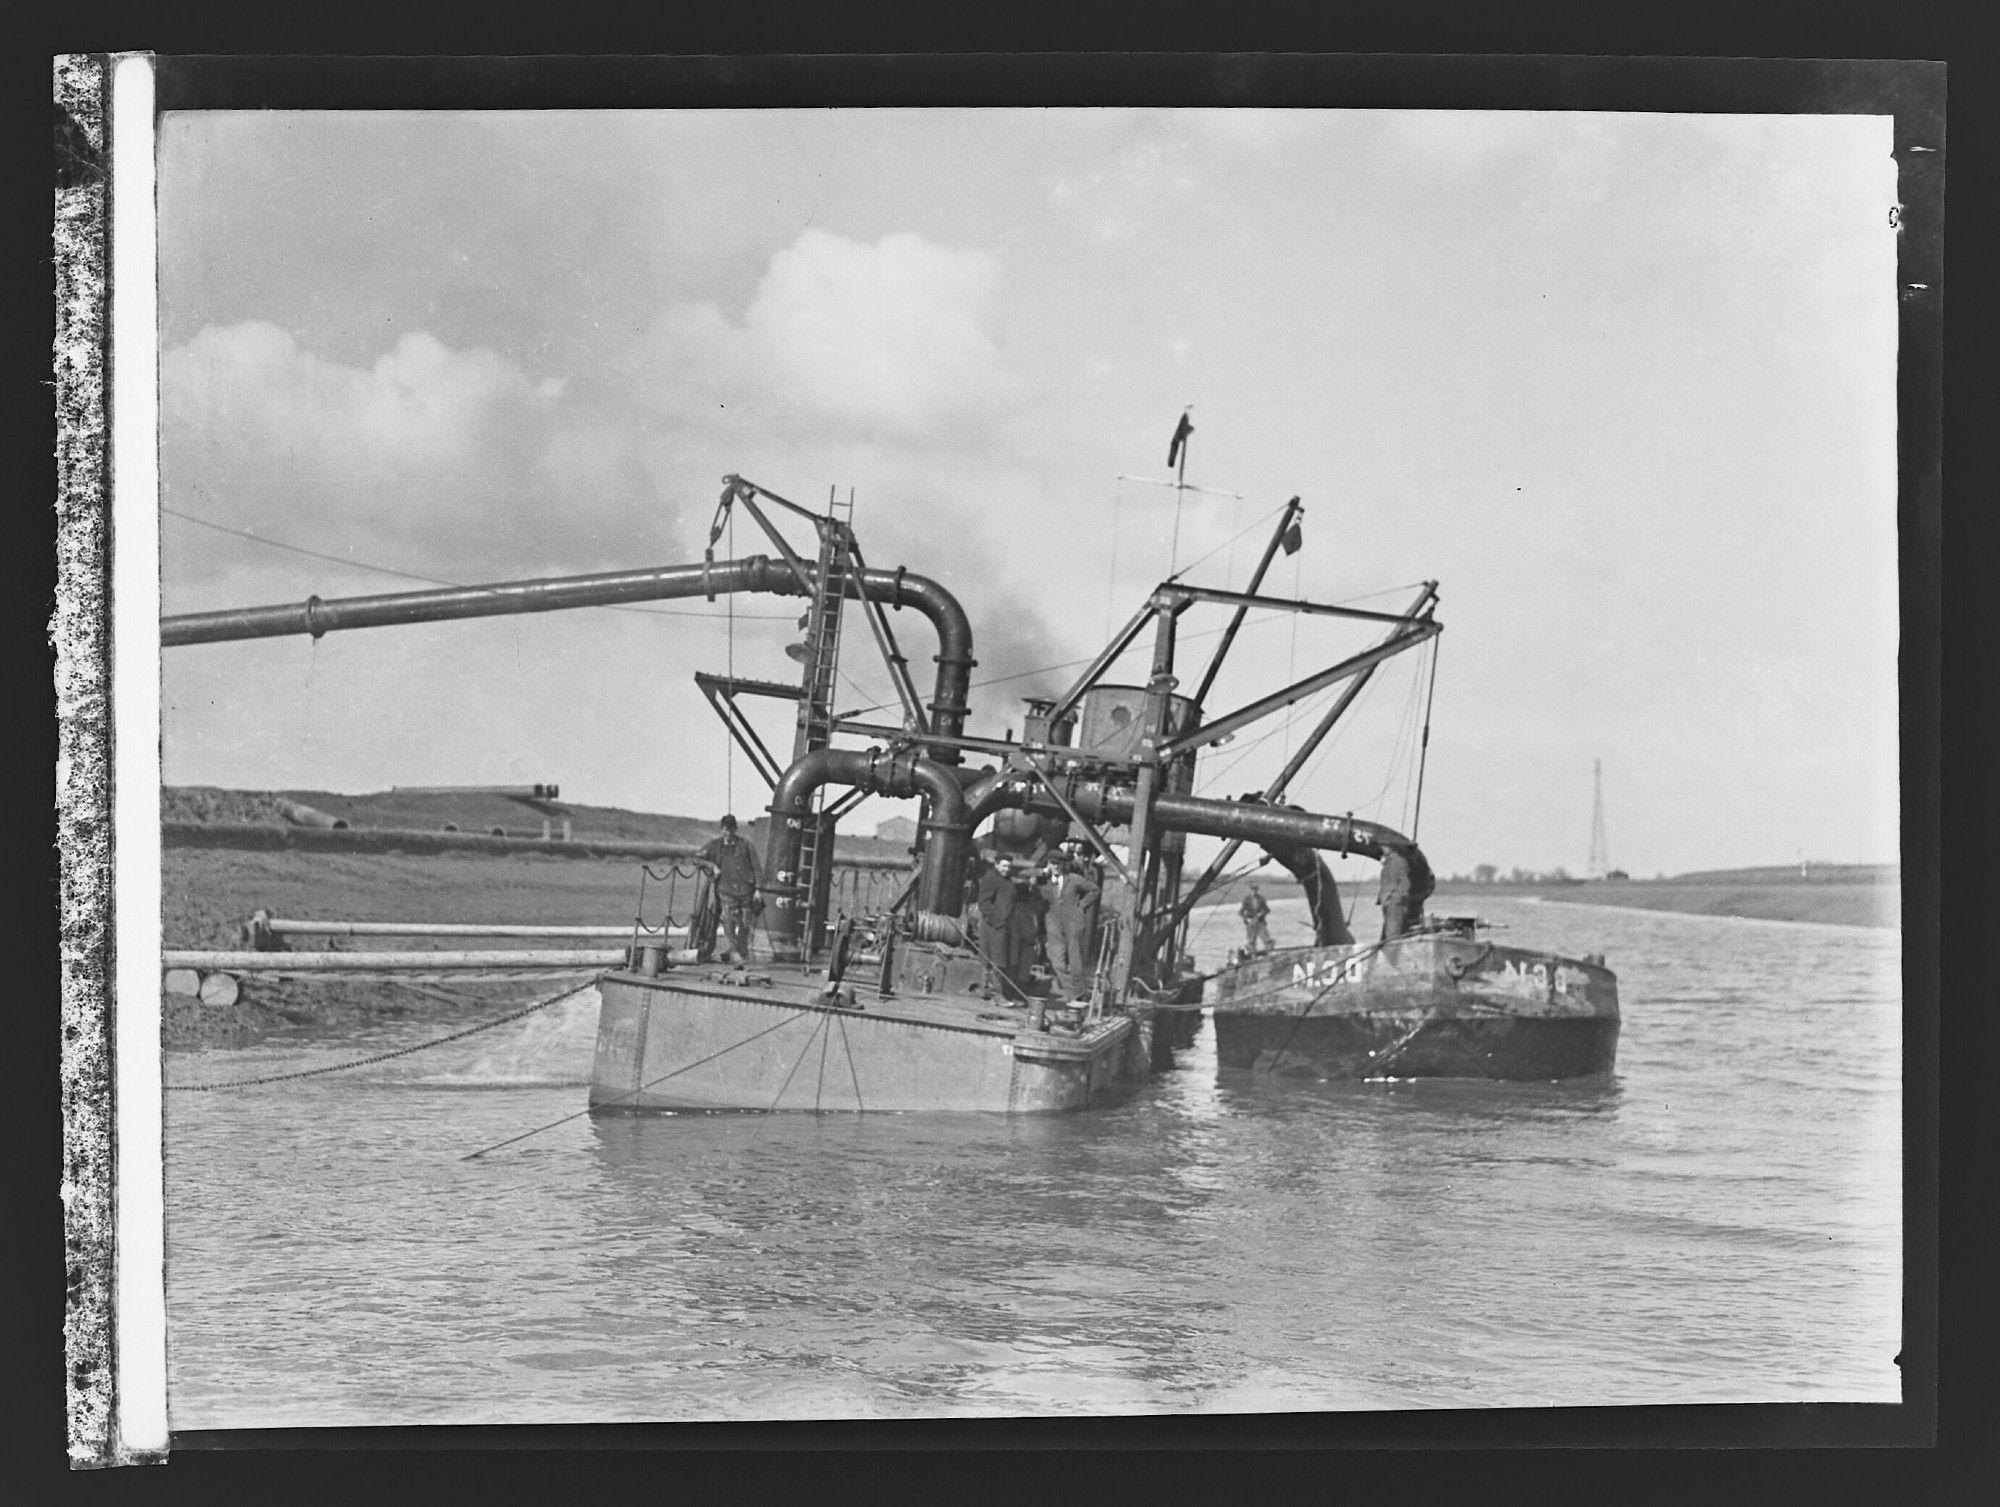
top-left (591, 971), bottom-right (1137, 1114)
top-left (1207, 933), bottom-right (1619, 1082)
top-left (1213, 1012), bottom-right (1619, 1079)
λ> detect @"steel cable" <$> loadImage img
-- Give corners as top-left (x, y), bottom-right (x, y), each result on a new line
top-left (165, 975), bottom-right (600, 1092)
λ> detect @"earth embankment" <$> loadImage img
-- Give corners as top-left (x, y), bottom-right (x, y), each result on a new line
top-left (1190, 868), bottom-right (1898, 929)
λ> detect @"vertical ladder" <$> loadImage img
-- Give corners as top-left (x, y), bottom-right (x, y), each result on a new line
top-left (787, 495), bottom-right (855, 955)
top-left (791, 509), bottom-right (851, 762)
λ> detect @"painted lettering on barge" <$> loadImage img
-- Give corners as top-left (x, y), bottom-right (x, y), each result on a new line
top-left (1474, 957), bottom-right (1595, 1001)
top-left (1292, 954), bottom-right (1367, 989)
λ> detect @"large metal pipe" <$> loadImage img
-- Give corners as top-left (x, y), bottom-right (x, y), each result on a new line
top-left (274, 798), bottom-right (348, 829)
top-left (1258, 844), bottom-right (1355, 947)
top-left (264, 920), bottom-right (640, 939)
top-left (763, 747), bottom-right (969, 961)
top-left (961, 767), bottom-right (1425, 966)
top-left (161, 949), bottom-right (623, 971)
top-left (161, 553), bottom-right (977, 756)
top-left (986, 775), bottom-right (1422, 865)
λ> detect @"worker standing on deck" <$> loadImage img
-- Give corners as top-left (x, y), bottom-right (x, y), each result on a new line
top-left (1049, 852), bottom-right (1103, 1000)
top-left (1377, 841), bottom-right (1435, 941)
top-left (962, 851), bottom-right (991, 952)
top-left (975, 850), bottom-right (1023, 1000)
top-left (1240, 881), bottom-right (1273, 955)
top-left (699, 814), bottom-right (761, 962)
top-left (1011, 863), bottom-right (1047, 1000)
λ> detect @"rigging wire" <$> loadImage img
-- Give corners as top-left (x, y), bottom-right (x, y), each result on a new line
top-left (1286, 670), bottom-right (1384, 807)
top-left (830, 612), bottom-right (1289, 723)
top-left (725, 512), bottom-right (735, 814)
top-left (841, 581), bottom-right (1424, 717)
top-left (1282, 552), bottom-right (1301, 764)
top-left (1409, 633), bottom-right (1442, 841)
top-left (1104, 479), bottom-right (1123, 641)
top-left (1394, 634), bottom-right (1440, 833)
top-left (162, 505), bottom-right (796, 620)
top-left (1167, 501), bottom-right (1287, 584)
top-left (1192, 700), bottom-right (1306, 792)
top-left (1354, 652), bottom-right (1427, 822)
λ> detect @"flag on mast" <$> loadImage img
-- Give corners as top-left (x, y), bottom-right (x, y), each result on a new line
top-left (1280, 497), bottom-right (1304, 555)
top-left (1167, 409), bottom-right (1194, 468)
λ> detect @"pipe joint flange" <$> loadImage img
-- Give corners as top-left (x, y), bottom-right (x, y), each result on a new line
top-left (910, 911), bottom-right (967, 946)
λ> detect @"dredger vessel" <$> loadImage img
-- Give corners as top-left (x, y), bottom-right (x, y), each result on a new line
top-left (162, 467), bottom-right (1617, 1108)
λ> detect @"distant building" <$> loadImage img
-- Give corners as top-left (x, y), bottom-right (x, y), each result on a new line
top-left (874, 816), bottom-right (919, 844)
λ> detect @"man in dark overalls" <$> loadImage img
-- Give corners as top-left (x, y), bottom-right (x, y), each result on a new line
top-left (1049, 852), bottom-right (1103, 1001)
top-left (975, 852), bottom-right (1024, 1001)
top-left (1377, 841), bottom-right (1435, 941)
top-left (699, 814), bottom-right (761, 962)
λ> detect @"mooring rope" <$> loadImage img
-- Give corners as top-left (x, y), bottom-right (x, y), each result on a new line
top-left (833, 1007), bottom-right (866, 1113)
top-left (460, 1007), bottom-right (818, 1159)
top-left (164, 975), bottom-right (600, 1093)
top-left (745, 1010), bottom-right (835, 1141)
top-left (1256, 937), bottom-right (1397, 1072)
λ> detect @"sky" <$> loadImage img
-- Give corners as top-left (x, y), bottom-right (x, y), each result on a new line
top-left (154, 108), bottom-right (1901, 879)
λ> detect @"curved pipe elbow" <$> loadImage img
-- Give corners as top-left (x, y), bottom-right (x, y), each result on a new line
top-left (962, 768), bottom-right (1026, 825)
top-left (852, 567), bottom-right (975, 757)
top-left (763, 747), bottom-right (972, 960)
top-left (755, 556), bottom-right (978, 762)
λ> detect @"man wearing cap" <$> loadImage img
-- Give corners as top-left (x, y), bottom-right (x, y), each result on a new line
top-left (1240, 881), bottom-right (1273, 955)
top-left (1377, 840), bottom-right (1435, 941)
top-left (699, 814), bottom-right (762, 962)
top-left (1049, 852), bottom-right (1103, 1001)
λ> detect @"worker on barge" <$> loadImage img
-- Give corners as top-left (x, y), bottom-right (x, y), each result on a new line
top-left (698, 814), bottom-right (762, 963)
top-left (1376, 840), bottom-right (1435, 941)
top-left (973, 849), bottom-right (1026, 1002)
top-left (1013, 860), bottom-right (1052, 996)
top-left (1049, 851), bottom-right (1102, 1001)
top-left (1239, 881), bottom-right (1273, 955)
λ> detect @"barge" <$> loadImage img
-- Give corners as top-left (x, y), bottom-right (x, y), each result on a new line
top-left (590, 962), bottom-right (1142, 1114)
top-left (1208, 920), bottom-right (1619, 1080)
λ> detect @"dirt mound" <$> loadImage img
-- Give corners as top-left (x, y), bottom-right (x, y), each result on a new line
top-left (162, 786), bottom-right (291, 826)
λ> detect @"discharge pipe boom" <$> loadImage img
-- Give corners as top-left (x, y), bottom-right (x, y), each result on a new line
top-left (161, 553), bottom-right (976, 753)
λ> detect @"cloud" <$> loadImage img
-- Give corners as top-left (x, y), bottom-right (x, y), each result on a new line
top-left (627, 229), bottom-right (1023, 442)
top-left (167, 323), bottom-right (538, 471)
top-left (161, 322), bottom-right (678, 584)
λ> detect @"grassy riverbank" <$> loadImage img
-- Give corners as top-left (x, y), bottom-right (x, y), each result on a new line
top-left (1192, 866), bottom-right (1899, 930)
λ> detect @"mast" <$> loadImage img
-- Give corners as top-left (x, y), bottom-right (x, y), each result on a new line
top-left (1587, 758), bottom-right (1609, 880)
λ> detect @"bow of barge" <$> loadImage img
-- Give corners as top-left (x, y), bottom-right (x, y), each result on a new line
top-left (1208, 922), bottom-right (1619, 1080)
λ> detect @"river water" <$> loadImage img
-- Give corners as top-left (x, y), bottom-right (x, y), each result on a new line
top-left (161, 896), bottom-right (1903, 1427)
